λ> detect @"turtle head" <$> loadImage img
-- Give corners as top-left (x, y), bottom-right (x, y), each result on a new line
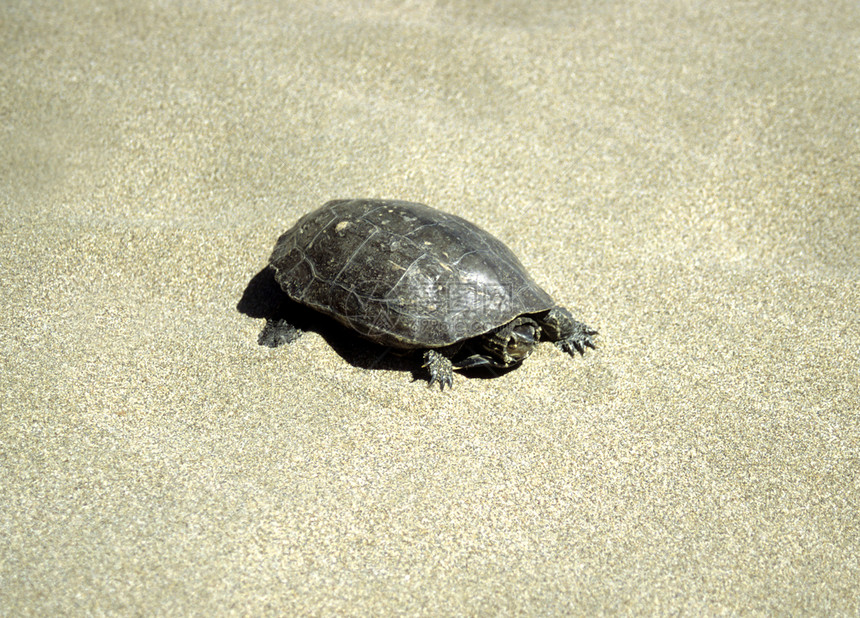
top-left (456, 316), bottom-right (541, 370)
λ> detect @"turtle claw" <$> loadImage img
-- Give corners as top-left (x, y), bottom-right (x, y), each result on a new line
top-left (540, 308), bottom-right (598, 359)
top-left (423, 349), bottom-right (454, 390)
top-left (557, 331), bottom-right (597, 357)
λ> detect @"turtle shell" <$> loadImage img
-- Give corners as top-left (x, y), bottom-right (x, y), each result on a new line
top-left (269, 199), bottom-right (555, 349)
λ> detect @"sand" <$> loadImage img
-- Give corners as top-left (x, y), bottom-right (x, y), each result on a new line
top-left (2, 0), bottom-right (858, 614)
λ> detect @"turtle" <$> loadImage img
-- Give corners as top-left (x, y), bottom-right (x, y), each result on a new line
top-left (259, 199), bottom-right (597, 389)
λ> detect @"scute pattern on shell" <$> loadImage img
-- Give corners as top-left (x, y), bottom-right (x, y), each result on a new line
top-left (269, 199), bottom-right (554, 348)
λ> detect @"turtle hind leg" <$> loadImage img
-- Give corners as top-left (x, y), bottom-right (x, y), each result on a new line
top-left (539, 307), bottom-right (598, 358)
top-left (423, 349), bottom-right (454, 390)
top-left (258, 318), bottom-right (303, 348)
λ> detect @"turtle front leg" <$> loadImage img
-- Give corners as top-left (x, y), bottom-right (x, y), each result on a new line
top-left (539, 307), bottom-right (598, 357)
top-left (423, 349), bottom-right (454, 390)
top-left (258, 318), bottom-right (303, 348)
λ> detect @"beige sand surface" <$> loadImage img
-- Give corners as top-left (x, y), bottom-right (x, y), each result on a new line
top-left (2, 1), bottom-right (858, 614)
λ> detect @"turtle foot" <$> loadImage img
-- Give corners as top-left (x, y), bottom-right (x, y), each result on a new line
top-left (258, 319), bottom-right (303, 348)
top-left (540, 306), bottom-right (597, 358)
top-left (423, 349), bottom-right (454, 390)
top-left (556, 322), bottom-right (598, 357)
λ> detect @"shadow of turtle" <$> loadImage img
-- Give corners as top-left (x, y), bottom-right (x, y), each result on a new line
top-left (237, 267), bottom-right (415, 377)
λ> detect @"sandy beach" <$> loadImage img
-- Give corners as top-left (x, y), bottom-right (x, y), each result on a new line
top-left (2, 0), bottom-right (858, 614)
